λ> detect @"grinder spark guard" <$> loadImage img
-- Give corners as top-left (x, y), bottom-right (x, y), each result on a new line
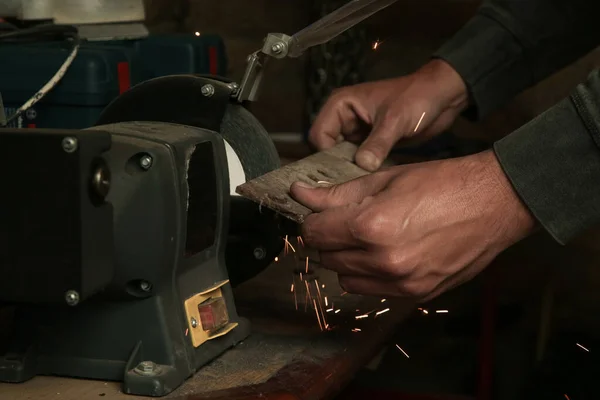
top-left (0, 75), bottom-right (284, 397)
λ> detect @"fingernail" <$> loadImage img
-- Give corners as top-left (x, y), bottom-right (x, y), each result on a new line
top-left (355, 150), bottom-right (381, 171)
top-left (293, 182), bottom-right (314, 189)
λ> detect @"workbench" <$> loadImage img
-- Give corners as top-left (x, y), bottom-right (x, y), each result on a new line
top-left (0, 252), bottom-right (413, 400)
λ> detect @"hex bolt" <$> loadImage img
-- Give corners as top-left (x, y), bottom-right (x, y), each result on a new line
top-left (191, 317), bottom-right (198, 328)
top-left (201, 84), bottom-right (215, 97)
top-left (271, 42), bottom-right (285, 54)
top-left (65, 290), bottom-right (80, 306)
top-left (62, 137), bottom-right (78, 153)
top-left (139, 154), bottom-right (153, 170)
top-left (135, 361), bottom-right (158, 376)
top-left (253, 247), bottom-right (266, 260)
top-left (139, 281), bottom-right (152, 292)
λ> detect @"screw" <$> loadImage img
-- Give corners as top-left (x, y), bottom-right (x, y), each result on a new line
top-left (139, 154), bottom-right (153, 170)
top-left (253, 247), bottom-right (266, 260)
top-left (65, 290), bottom-right (80, 306)
top-left (227, 82), bottom-right (239, 94)
top-left (271, 42), bottom-right (285, 54)
top-left (91, 164), bottom-right (110, 198)
top-left (62, 137), bottom-right (78, 153)
top-left (139, 281), bottom-right (152, 292)
top-left (191, 317), bottom-right (198, 328)
top-left (135, 361), bottom-right (158, 376)
top-left (201, 84), bottom-right (215, 97)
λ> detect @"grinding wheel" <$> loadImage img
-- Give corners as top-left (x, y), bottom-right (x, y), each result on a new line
top-left (96, 75), bottom-right (285, 286)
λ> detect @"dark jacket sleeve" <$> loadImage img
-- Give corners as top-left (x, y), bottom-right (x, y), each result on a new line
top-left (433, 0), bottom-right (600, 119)
top-left (494, 70), bottom-right (600, 244)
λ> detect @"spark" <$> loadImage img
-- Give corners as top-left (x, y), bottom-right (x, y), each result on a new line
top-left (325, 297), bottom-right (329, 307)
top-left (355, 314), bottom-right (369, 320)
top-left (375, 308), bottom-right (390, 317)
top-left (322, 284), bottom-right (325, 289)
top-left (313, 299), bottom-right (323, 331)
top-left (294, 289), bottom-right (298, 310)
top-left (195, 31), bottom-right (200, 36)
top-left (185, 328), bottom-right (189, 336)
top-left (314, 280), bottom-right (328, 327)
top-left (326, 308), bottom-right (334, 312)
top-left (352, 328), bottom-right (362, 332)
top-left (297, 236), bottom-right (305, 247)
top-left (413, 112), bottom-right (426, 133)
top-left (381, 299), bottom-right (387, 303)
top-left (576, 343), bottom-right (590, 352)
top-left (300, 272), bottom-right (303, 281)
top-left (305, 257), bottom-right (309, 273)
top-left (422, 309), bottom-right (429, 315)
top-left (274, 256), bottom-right (279, 262)
top-left (395, 344), bottom-right (410, 358)
top-left (291, 283), bottom-right (294, 292)
top-left (325, 373), bottom-right (333, 380)
top-left (565, 395), bottom-right (571, 400)
top-left (435, 309), bottom-right (448, 314)
top-left (283, 235), bottom-right (296, 253)
top-left (341, 291), bottom-right (348, 296)
top-left (305, 280), bottom-right (312, 302)
top-left (335, 309), bottom-right (341, 314)
top-left (372, 40), bottom-right (381, 50)
top-left (317, 180), bottom-right (333, 185)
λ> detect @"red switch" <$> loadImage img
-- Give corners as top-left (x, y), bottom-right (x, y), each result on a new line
top-left (198, 297), bottom-right (229, 332)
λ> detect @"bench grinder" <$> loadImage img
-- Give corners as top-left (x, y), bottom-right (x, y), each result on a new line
top-left (0, 0), bottom-right (398, 397)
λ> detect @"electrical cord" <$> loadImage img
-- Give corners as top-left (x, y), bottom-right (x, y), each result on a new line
top-left (0, 24), bottom-right (80, 127)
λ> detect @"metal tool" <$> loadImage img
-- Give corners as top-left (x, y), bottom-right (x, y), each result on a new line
top-left (235, 0), bottom-right (399, 103)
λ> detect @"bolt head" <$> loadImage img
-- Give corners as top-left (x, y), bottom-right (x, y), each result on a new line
top-left (253, 247), bottom-right (266, 260)
top-left (271, 42), bottom-right (284, 54)
top-left (135, 361), bottom-right (159, 376)
top-left (139, 155), bottom-right (153, 170)
top-left (201, 84), bottom-right (215, 97)
top-left (62, 137), bottom-right (78, 153)
top-left (191, 317), bottom-right (198, 328)
top-left (139, 281), bottom-right (151, 292)
top-left (65, 290), bottom-right (80, 306)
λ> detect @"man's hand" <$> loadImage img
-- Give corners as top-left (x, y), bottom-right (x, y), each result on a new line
top-left (309, 59), bottom-right (469, 172)
top-left (290, 151), bottom-right (536, 301)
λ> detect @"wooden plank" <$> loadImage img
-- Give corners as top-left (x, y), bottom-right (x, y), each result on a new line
top-left (236, 142), bottom-right (370, 223)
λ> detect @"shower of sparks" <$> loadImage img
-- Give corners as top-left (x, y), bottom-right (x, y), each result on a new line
top-left (305, 257), bottom-right (309, 273)
top-left (274, 257), bottom-right (279, 262)
top-left (435, 309), bottom-right (449, 314)
top-left (576, 343), bottom-right (590, 352)
top-left (375, 308), bottom-right (390, 317)
top-left (325, 297), bottom-right (329, 307)
top-left (381, 299), bottom-right (387, 303)
top-left (297, 236), bottom-right (305, 247)
top-left (313, 299), bottom-right (324, 331)
top-left (335, 309), bottom-right (341, 314)
top-left (396, 344), bottom-right (410, 358)
top-left (355, 314), bottom-right (369, 320)
top-left (413, 112), bottom-right (426, 133)
top-left (372, 40), bottom-right (381, 50)
top-left (352, 328), bottom-right (362, 332)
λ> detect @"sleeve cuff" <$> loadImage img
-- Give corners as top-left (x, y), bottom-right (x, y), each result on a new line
top-left (433, 14), bottom-right (533, 120)
top-left (494, 96), bottom-right (600, 244)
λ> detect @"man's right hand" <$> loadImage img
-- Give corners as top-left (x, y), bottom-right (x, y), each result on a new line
top-left (309, 59), bottom-right (470, 171)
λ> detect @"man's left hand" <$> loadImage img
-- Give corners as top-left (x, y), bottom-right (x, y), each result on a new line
top-left (290, 151), bottom-right (536, 301)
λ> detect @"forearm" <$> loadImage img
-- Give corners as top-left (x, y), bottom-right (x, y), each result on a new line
top-left (434, 0), bottom-right (600, 120)
top-left (494, 69), bottom-right (600, 244)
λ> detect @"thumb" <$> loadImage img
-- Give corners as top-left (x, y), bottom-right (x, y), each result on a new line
top-left (290, 172), bottom-right (391, 212)
top-left (355, 118), bottom-right (399, 172)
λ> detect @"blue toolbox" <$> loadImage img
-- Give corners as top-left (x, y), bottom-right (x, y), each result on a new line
top-left (0, 34), bottom-right (227, 129)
